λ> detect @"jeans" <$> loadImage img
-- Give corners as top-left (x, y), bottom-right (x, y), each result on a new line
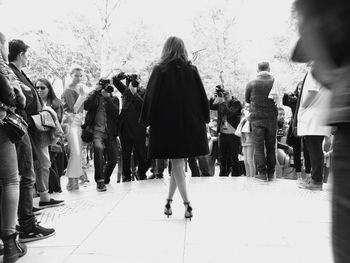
top-left (30, 133), bottom-right (51, 193)
top-left (251, 119), bottom-right (277, 176)
top-left (292, 137), bottom-right (311, 173)
top-left (304, 136), bottom-right (324, 183)
top-left (93, 133), bottom-right (118, 183)
top-left (332, 124), bottom-right (350, 263)
top-left (219, 133), bottom-right (241, 176)
top-left (0, 128), bottom-right (20, 236)
top-left (188, 156), bottom-right (210, 176)
top-left (15, 132), bottom-right (36, 229)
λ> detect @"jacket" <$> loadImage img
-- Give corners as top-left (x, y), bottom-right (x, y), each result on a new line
top-left (83, 91), bottom-right (120, 137)
top-left (209, 97), bottom-right (242, 133)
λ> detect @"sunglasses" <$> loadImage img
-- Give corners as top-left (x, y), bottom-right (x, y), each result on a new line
top-left (36, 86), bottom-right (47, 90)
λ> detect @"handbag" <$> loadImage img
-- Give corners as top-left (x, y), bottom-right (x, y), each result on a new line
top-left (31, 110), bottom-right (56, 132)
top-left (0, 110), bottom-right (28, 143)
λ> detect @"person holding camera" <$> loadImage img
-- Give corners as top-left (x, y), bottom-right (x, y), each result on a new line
top-left (209, 86), bottom-right (242, 177)
top-left (82, 79), bottom-right (119, 191)
top-left (112, 73), bottom-right (148, 182)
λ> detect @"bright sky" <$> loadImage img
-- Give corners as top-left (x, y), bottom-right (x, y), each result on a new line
top-left (0, 0), bottom-right (295, 40)
top-left (0, 0), bottom-right (297, 77)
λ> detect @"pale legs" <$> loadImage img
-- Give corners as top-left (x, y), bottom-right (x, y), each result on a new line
top-left (165, 158), bottom-right (192, 219)
top-left (242, 146), bottom-right (255, 177)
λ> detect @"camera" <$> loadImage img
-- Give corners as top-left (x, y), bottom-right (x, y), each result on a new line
top-left (282, 92), bottom-right (298, 109)
top-left (215, 85), bottom-right (225, 98)
top-left (98, 78), bottom-right (114, 93)
top-left (125, 74), bottom-right (140, 87)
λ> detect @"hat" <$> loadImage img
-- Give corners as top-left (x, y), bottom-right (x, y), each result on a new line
top-left (291, 38), bottom-right (311, 63)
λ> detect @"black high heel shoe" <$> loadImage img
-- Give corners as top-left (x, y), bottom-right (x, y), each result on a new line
top-left (184, 201), bottom-right (193, 220)
top-left (164, 199), bottom-right (172, 217)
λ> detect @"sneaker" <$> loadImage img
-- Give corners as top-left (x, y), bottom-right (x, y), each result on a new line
top-left (299, 178), bottom-right (323, 191)
top-left (39, 198), bottom-right (65, 208)
top-left (97, 181), bottom-right (107, 192)
top-left (148, 174), bottom-right (156, 180)
top-left (33, 207), bottom-right (43, 216)
top-left (255, 173), bottom-right (268, 182)
top-left (18, 222), bottom-right (55, 243)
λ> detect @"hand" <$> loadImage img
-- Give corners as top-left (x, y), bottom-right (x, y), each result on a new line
top-left (113, 72), bottom-right (126, 82)
top-left (77, 84), bottom-right (85, 95)
top-left (287, 147), bottom-right (293, 154)
top-left (129, 85), bottom-right (137, 95)
top-left (213, 96), bottom-right (224, 105)
top-left (101, 89), bottom-right (111, 98)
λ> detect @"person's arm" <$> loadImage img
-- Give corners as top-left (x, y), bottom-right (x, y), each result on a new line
top-left (223, 100), bottom-right (242, 118)
top-left (140, 66), bottom-right (161, 126)
top-left (193, 67), bottom-right (210, 123)
top-left (0, 73), bottom-right (17, 106)
top-left (245, 83), bottom-right (251, 104)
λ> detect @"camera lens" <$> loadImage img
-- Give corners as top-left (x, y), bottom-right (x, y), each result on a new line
top-left (104, 85), bottom-right (114, 93)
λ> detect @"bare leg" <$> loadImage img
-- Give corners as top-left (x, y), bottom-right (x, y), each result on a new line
top-left (170, 159), bottom-right (189, 202)
top-left (167, 168), bottom-right (177, 200)
top-left (242, 147), bottom-right (250, 176)
top-left (247, 146), bottom-right (256, 177)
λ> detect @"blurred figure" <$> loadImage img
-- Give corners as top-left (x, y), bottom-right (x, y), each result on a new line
top-left (245, 62), bottom-right (278, 181)
top-left (296, 64), bottom-right (332, 190)
top-left (140, 36), bottom-right (210, 220)
top-left (0, 57), bottom-right (27, 262)
top-left (62, 65), bottom-right (87, 191)
top-left (293, 0), bottom-right (350, 262)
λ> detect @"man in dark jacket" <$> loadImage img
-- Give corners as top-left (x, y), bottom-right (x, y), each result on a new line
top-left (112, 73), bottom-right (148, 182)
top-left (6, 38), bottom-right (58, 243)
top-left (209, 87), bottom-right (242, 176)
top-left (245, 62), bottom-right (278, 181)
top-left (83, 80), bottom-right (120, 191)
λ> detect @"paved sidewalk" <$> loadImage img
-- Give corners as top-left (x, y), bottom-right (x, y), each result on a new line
top-left (21, 171), bottom-right (332, 263)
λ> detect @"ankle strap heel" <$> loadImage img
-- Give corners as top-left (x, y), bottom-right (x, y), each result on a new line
top-left (164, 199), bottom-right (173, 217)
top-left (184, 202), bottom-right (193, 220)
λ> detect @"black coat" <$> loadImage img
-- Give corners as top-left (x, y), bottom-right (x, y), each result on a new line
top-left (140, 59), bottom-right (210, 159)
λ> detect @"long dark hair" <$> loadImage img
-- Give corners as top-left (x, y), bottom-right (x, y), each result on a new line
top-left (159, 36), bottom-right (189, 66)
top-left (34, 78), bottom-right (59, 103)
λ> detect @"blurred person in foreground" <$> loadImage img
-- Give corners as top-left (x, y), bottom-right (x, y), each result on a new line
top-left (0, 39), bottom-right (27, 262)
top-left (293, 0), bottom-right (350, 262)
top-left (140, 36), bottom-right (210, 220)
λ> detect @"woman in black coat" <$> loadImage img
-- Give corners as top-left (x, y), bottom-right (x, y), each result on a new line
top-left (140, 36), bottom-right (210, 219)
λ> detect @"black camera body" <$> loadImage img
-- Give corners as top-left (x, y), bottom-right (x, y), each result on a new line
top-left (282, 92), bottom-right (298, 109)
top-left (98, 78), bottom-right (114, 93)
top-left (215, 85), bottom-right (225, 98)
top-left (125, 74), bottom-right (140, 87)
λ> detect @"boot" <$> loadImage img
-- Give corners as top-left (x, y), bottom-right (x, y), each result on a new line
top-left (2, 232), bottom-right (27, 263)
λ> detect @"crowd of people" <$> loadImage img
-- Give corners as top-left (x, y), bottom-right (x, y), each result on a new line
top-left (0, 0), bottom-right (349, 261)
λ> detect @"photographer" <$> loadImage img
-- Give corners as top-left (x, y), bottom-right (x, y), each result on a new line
top-left (83, 79), bottom-right (120, 191)
top-left (112, 72), bottom-right (148, 182)
top-left (209, 85), bottom-right (242, 176)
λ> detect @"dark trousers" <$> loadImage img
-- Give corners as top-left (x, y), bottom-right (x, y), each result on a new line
top-left (120, 136), bottom-right (147, 180)
top-left (155, 159), bottom-right (166, 175)
top-left (188, 156), bottom-right (210, 177)
top-left (332, 124), bottom-right (350, 263)
top-left (251, 119), bottom-right (277, 176)
top-left (15, 133), bottom-right (36, 229)
top-left (219, 133), bottom-right (241, 176)
top-left (93, 134), bottom-right (118, 183)
top-left (304, 136), bottom-right (324, 183)
top-left (292, 137), bottom-right (311, 173)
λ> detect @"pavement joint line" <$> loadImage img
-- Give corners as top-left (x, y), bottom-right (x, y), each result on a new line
top-left (62, 189), bottom-right (131, 263)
